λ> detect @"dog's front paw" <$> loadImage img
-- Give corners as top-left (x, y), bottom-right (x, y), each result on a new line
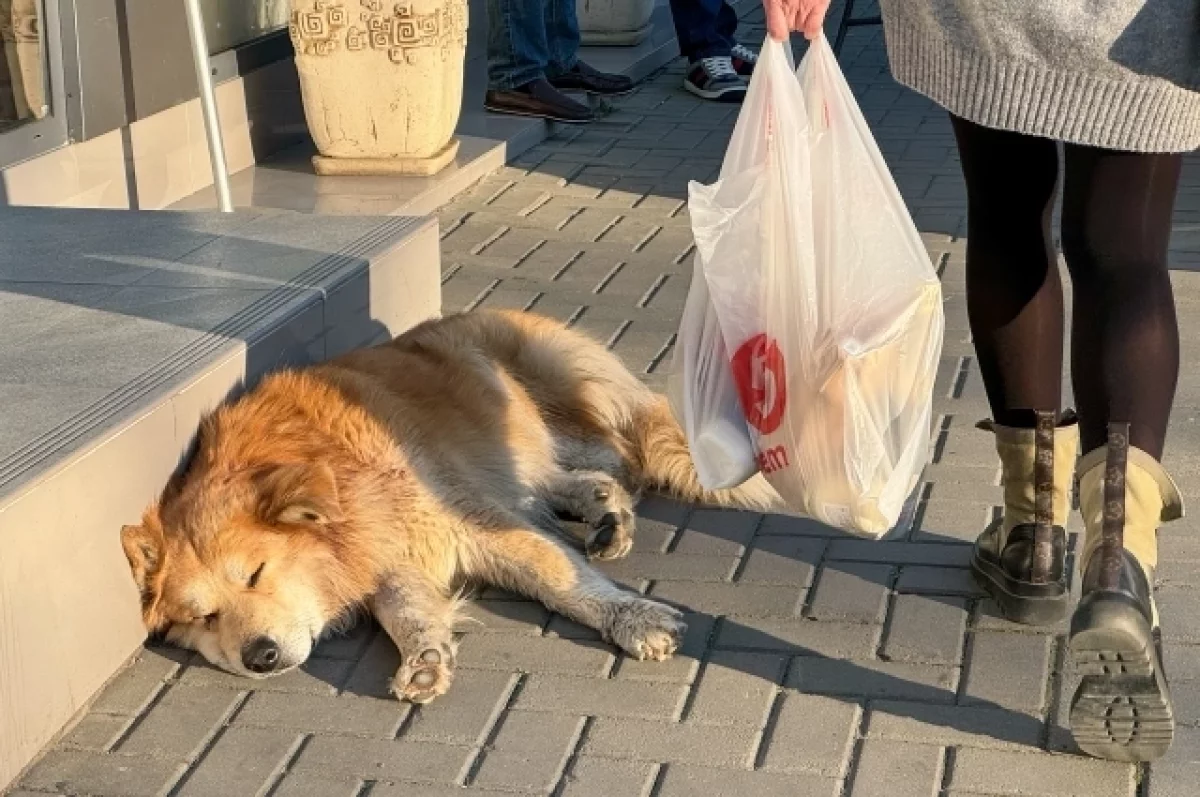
top-left (608, 599), bottom-right (686, 661)
top-left (391, 643), bottom-right (456, 704)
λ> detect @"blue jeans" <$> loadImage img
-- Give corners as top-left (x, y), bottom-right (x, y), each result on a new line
top-left (668, 0), bottom-right (738, 61)
top-left (488, 0), bottom-right (580, 89)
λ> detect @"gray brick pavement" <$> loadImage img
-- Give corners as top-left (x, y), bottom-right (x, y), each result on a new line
top-left (11, 2), bottom-right (1200, 795)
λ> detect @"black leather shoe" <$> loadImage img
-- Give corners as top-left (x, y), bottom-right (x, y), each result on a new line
top-left (485, 79), bottom-right (595, 123)
top-left (549, 61), bottom-right (636, 96)
top-left (970, 412), bottom-right (1070, 625)
top-left (1070, 549), bottom-right (1174, 761)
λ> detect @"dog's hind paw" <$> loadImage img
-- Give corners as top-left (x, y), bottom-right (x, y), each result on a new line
top-left (586, 508), bottom-right (635, 561)
top-left (609, 599), bottom-right (686, 661)
top-left (391, 644), bottom-right (456, 704)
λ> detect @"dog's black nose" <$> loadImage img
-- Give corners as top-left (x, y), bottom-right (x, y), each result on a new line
top-left (242, 637), bottom-right (281, 673)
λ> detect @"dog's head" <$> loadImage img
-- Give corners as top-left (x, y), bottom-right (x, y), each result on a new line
top-left (121, 458), bottom-right (357, 678)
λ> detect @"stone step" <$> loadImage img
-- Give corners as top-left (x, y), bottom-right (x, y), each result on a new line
top-left (0, 206), bottom-right (441, 790)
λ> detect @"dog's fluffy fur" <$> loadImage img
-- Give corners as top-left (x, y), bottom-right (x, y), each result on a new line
top-left (121, 309), bottom-right (777, 702)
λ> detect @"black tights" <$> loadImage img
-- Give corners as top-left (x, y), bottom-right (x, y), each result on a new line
top-left (951, 115), bottom-right (1182, 459)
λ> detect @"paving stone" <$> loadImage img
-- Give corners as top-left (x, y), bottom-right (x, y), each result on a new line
top-left (949, 748), bottom-right (1136, 797)
top-left (116, 683), bottom-right (242, 761)
top-left (579, 718), bottom-right (760, 767)
top-left (849, 740), bottom-right (944, 797)
top-left (89, 647), bottom-right (186, 715)
top-left (650, 581), bottom-right (804, 617)
top-left (895, 565), bottom-right (985, 596)
top-left (456, 634), bottom-right (615, 675)
top-left (686, 651), bottom-right (786, 726)
top-left (312, 622), bottom-right (378, 661)
top-left (787, 657), bottom-right (959, 703)
top-left (674, 507), bottom-right (763, 555)
top-left (401, 670), bottom-right (516, 746)
top-left (826, 540), bottom-right (972, 566)
top-left (459, 599), bottom-right (550, 634)
top-left (20, 751), bottom-right (186, 796)
top-left (757, 513), bottom-right (846, 537)
top-left (235, 691), bottom-right (408, 737)
top-left (600, 552), bottom-right (739, 582)
top-left (289, 736), bottom-right (473, 784)
top-left (471, 711), bottom-right (584, 792)
top-left (59, 713), bottom-right (131, 751)
top-left (807, 563), bottom-right (893, 624)
top-left (178, 657), bottom-right (352, 696)
top-left (177, 726), bottom-right (300, 796)
top-left (657, 765), bottom-right (839, 797)
top-left (759, 693), bottom-right (860, 776)
top-left (882, 594), bottom-right (969, 664)
top-left (560, 756), bottom-right (657, 797)
top-left (514, 673), bottom-right (689, 719)
top-left (963, 632), bottom-right (1053, 713)
top-left (737, 536), bottom-right (825, 585)
top-left (867, 700), bottom-right (1044, 750)
top-left (269, 772), bottom-right (365, 797)
top-left (1145, 725), bottom-right (1200, 797)
top-left (715, 617), bottom-right (881, 658)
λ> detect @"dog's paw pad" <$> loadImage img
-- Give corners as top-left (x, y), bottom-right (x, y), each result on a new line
top-left (586, 509), bottom-right (635, 561)
top-left (391, 644), bottom-right (456, 704)
top-left (610, 599), bottom-right (686, 662)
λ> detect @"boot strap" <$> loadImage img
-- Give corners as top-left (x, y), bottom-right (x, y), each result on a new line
top-left (1031, 411), bottom-right (1057, 584)
top-left (1098, 422), bottom-right (1131, 592)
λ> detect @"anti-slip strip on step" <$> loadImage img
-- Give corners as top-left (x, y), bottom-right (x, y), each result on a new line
top-left (0, 215), bottom-right (427, 502)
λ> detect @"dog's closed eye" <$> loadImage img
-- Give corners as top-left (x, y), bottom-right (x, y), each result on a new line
top-left (198, 612), bottom-right (219, 627)
top-left (248, 563), bottom-right (265, 589)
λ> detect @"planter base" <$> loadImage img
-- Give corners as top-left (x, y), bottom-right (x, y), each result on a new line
top-left (312, 139), bottom-right (461, 177)
top-left (580, 23), bottom-right (653, 46)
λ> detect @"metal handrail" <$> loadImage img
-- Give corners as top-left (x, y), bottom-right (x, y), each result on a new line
top-left (182, 0), bottom-right (234, 212)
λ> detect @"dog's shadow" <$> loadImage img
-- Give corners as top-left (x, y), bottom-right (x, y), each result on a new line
top-left (243, 491), bottom-right (1077, 756)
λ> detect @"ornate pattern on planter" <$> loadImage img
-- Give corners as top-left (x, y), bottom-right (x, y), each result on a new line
top-left (288, 0), bottom-right (468, 174)
top-left (290, 1), bottom-right (465, 61)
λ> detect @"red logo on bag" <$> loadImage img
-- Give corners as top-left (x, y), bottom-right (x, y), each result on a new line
top-left (731, 334), bottom-right (787, 434)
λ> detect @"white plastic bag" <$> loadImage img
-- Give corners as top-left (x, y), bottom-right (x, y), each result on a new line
top-left (668, 255), bottom-right (760, 490)
top-left (686, 35), bottom-right (944, 537)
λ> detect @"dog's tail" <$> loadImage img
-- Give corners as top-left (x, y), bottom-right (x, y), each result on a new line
top-left (626, 394), bottom-right (783, 511)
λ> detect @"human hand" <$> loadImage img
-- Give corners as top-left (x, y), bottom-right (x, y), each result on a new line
top-left (762, 0), bottom-right (831, 42)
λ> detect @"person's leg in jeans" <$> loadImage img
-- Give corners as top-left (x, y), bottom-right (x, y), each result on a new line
top-left (539, 0), bottom-right (635, 95)
top-left (1060, 144), bottom-right (1182, 761)
top-left (487, 0), bottom-right (551, 91)
top-left (485, 0), bottom-right (595, 122)
top-left (669, 0), bottom-right (745, 101)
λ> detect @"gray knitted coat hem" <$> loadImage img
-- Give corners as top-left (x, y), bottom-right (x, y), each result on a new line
top-left (881, 13), bottom-right (1200, 154)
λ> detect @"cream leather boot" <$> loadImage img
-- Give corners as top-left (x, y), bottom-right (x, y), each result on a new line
top-left (1069, 422), bottom-right (1183, 763)
top-left (970, 411), bottom-right (1079, 625)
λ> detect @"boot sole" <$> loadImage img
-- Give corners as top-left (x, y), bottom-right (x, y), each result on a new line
top-left (1069, 592), bottom-right (1174, 762)
top-left (970, 548), bottom-right (1069, 626)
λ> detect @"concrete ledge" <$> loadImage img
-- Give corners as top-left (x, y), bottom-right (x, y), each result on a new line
top-left (0, 207), bottom-right (441, 790)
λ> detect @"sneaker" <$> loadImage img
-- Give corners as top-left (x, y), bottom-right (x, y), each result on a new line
top-left (683, 56), bottom-right (747, 102)
top-left (730, 44), bottom-right (758, 77)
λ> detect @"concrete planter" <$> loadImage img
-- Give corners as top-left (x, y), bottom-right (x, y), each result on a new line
top-left (288, 0), bottom-right (468, 176)
top-left (1, 0), bottom-right (47, 120)
top-left (577, 0), bottom-right (654, 46)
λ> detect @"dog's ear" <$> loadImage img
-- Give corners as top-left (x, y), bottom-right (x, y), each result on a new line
top-left (254, 462), bottom-right (345, 527)
top-left (121, 513), bottom-right (169, 630)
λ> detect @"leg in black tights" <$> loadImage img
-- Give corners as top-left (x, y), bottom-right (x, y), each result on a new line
top-left (950, 115), bottom-right (1065, 429)
top-left (1061, 146), bottom-right (1181, 458)
top-left (951, 115), bottom-right (1181, 457)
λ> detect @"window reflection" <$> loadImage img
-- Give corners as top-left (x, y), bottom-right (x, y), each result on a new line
top-left (203, 0), bottom-right (290, 55)
top-left (0, 0), bottom-right (47, 133)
